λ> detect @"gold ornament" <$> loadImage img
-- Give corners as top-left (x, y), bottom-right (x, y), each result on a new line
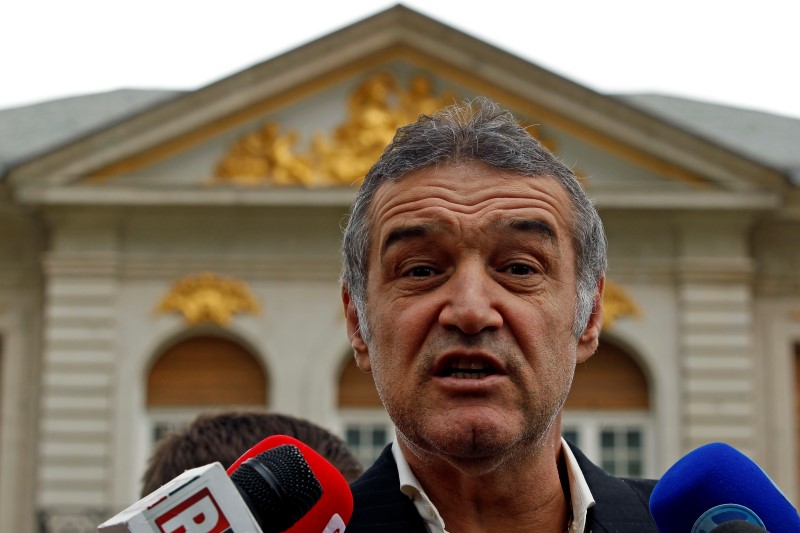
top-left (214, 71), bottom-right (569, 187)
top-left (602, 280), bottom-right (642, 330)
top-left (156, 272), bottom-right (260, 325)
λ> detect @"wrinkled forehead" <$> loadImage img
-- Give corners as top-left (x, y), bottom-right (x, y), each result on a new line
top-left (364, 162), bottom-right (577, 254)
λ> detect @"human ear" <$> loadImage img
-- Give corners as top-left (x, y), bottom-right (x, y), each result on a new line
top-left (576, 276), bottom-right (604, 364)
top-left (342, 287), bottom-right (371, 372)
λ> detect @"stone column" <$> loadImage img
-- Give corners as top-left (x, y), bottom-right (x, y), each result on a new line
top-left (676, 213), bottom-right (760, 459)
top-left (35, 212), bottom-right (119, 529)
top-left (0, 208), bottom-right (44, 533)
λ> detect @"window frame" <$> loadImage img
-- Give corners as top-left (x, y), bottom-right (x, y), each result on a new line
top-left (562, 409), bottom-right (655, 478)
top-left (338, 407), bottom-right (394, 467)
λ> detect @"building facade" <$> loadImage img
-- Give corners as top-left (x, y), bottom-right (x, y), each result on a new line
top-left (0, 6), bottom-right (799, 531)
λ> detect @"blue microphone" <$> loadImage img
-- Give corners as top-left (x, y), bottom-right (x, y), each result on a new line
top-left (649, 442), bottom-right (800, 533)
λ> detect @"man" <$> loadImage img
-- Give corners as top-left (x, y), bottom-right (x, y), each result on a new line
top-left (340, 98), bottom-right (657, 532)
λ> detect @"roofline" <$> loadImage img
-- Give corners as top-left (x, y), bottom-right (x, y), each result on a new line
top-left (3, 4), bottom-right (791, 190)
top-left (0, 89), bottom-right (185, 183)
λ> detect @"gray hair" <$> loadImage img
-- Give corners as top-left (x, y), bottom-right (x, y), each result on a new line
top-left (341, 97), bottom-right (607, 341)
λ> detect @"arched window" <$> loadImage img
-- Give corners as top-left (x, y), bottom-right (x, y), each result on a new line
top-left (562, 338), bottom-right (653, 477)
top-left (337, 356), bottom-right (391, 467)
top-left (147, 334), bottom-right (268, 442)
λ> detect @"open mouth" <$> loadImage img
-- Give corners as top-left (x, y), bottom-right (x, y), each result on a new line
top-left (439, 357), bottom-right (499, 380)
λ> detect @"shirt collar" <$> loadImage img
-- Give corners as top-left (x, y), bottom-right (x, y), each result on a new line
top-left (392, 436), bottom-right (595, 533)
top-left (561, 437), bottom-right (597, 532)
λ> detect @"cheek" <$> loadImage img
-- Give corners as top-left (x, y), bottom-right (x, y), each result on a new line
top-left (367, 344), bottom-right (416, 414)
top-left (366, 309), bottom-right (414, 372)
top-left (512, 310), bottom-right (579, 376)
top-left (377, 293), bottom-right (437, 343)
top-left (367, 305), bottom-right (434, 391)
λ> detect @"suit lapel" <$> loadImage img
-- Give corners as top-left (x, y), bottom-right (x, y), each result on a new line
top-left (569, 443), bottom-right (658, 532)
top-left (348, 445), bottom-right (428, 532)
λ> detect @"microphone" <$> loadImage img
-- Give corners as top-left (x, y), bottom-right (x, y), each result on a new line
top-left (712, 521), bottom-right (773, 532)
top-left (650, 442), bottom-right (800, 533)
top-left (99, 435), bottom-right (353, 532)
top-left (229, 442), bottom-right (324, 532)
top-left (228, 435), bottom-right (353, 533)
top-left (99, 461), bottom-right (267, 532)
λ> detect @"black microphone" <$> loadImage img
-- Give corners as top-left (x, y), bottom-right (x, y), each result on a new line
top-left (711, 521), bottom-right (770, 532)
top-left (230, 443), bottom-right (324, 532)
top-left (228, 435), bottom-right (353, 532)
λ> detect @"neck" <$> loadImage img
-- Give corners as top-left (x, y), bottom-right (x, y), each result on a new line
top-left (399, 431), bottom-right (572, 533)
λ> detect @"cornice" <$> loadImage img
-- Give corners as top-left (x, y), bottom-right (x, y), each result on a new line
top-left (15, 185), bottom-right (357, 206)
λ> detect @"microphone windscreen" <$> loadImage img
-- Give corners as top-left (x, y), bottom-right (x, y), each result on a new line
top-left (230, 444), bottom-right (323, 532)
top-left (711, 521), bottom-right (769, 533)
top-left (650, 442), bottom-right (799, 533)
top-left (229, 434), bottom-right (354, 532)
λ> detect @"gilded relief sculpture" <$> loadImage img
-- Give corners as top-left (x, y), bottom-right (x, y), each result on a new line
top-left (155, 272), bottom-right (261, 325)
top-left (214, 71), bottom-right (567, 188)
top-left (602, 280), bottom-right (642, 330)
top-left (214, 73), bottom-right (456, 187)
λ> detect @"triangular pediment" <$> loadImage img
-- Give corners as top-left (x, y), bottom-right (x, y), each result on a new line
top-left (7, 5), bottom-right (788, 209)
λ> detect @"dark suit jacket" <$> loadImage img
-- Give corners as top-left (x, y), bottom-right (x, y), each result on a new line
top-left (347, 442), bottom-right (657, 532)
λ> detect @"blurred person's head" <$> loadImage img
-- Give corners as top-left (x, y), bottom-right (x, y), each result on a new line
top-left (141, 410), bottom-right (363, 496)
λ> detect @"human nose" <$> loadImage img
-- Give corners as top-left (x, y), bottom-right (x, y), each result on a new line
top-left (438, 261), bottom-right (503, 335)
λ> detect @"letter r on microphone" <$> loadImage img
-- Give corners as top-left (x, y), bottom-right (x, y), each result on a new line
top-left (155, 487), bottom-right (231, 533)
top-left (322, 513), bottom-right (346, 533)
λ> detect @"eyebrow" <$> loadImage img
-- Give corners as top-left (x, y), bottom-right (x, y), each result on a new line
top-left (380, 223), bottom-right (440, 257)
top-left (503, 218), bottom-right (557, 241)
top-left (380, 218), bottom-right (557, 258)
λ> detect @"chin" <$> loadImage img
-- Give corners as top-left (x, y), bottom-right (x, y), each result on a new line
top-left (424, 418), bottom-right (521, 459)
top-left (432, 432), bottom-right (524, 475)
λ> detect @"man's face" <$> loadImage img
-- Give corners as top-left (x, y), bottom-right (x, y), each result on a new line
top-left (344, 162), bottom-right (601, 466)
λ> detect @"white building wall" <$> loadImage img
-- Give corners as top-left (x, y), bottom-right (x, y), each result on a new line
top-left (101, 205), bottom-right (351, 508)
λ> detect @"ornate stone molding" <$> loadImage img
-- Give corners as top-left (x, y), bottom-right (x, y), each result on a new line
top-left (155, 272), bottom-right (260, 325)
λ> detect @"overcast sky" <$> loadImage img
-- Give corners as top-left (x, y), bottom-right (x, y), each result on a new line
top-left (2, 0), bottom-right (799, 119)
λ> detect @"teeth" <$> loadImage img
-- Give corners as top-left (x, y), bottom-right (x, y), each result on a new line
top-left (452, 371), bottom-right (488, 379)
top-left (453, 357), bottom-right (489, 371)
top-left (444, 358), bottom-right (495, 379)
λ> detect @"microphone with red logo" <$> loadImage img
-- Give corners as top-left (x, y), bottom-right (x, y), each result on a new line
top-left (98, 435), bottom-right (353, 532)
top-left (228, 435), bottom-right (354, 533)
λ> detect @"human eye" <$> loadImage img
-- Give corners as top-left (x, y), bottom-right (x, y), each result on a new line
top-left (501, 262), bottom-right (539, 276)
top-left (404, 265), bottom-right (438, 278)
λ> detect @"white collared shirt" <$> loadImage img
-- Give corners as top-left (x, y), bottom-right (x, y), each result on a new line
top-left (392, 437), bottom-right (595, 533)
